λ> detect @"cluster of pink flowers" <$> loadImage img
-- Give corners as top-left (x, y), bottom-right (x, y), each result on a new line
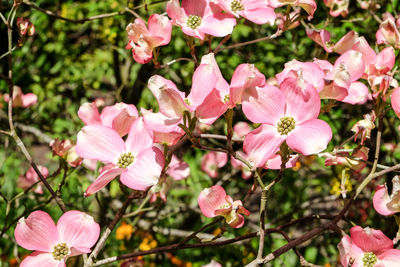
top-left (126, 0), bottom-right (320, 63)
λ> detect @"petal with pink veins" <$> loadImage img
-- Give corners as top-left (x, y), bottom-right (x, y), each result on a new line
top-left (15, 211), bottom-right (59, 252)
top-left (85, 167), bottom-right (124, 197)
top-left (373, 185), bottom-right (395, 216)
top-left (187, 63), bottom-right (218, 108)
top-left (243, 124), bottom-right (286, 167)
top-left (334, 50), bottom-right (365, 82)
top-left (198, 185), bottom-right (228, 217)
top-left (76, 125), bottom-right (125, 164)
top-left (125, 117), bottom-right (153, 156)
top-left (121, 147), bottom-right (164, 191)
top-left (242, 85), bottom-right (285, 125)
top-left (282, 76), bottom-right (321, 123)
top-left (141, 108), bottom-right (183, 133)
top-left (350, 226), bottom-right (393, 254)
top-left (57, 211), bottom-right (100, 250)
top-left (342, 82), bottom-right (369, 105)
top-left (378, 249), bottom-right (400, 266)
top-left (286, 119), bottom-right (332, 155)
top-left (20, 252), bottom-right (65, 267)
top-left (100, 103), bottom-right (138, 136)
top-left (230, 64), bottom-right (265, 105)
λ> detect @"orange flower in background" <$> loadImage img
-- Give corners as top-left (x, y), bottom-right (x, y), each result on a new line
top-left (116, 222), bottom-right (134, 240)
top-left (139, 233), bottom-right (157, 251)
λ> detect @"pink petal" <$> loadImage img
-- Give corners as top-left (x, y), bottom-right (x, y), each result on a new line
top-left (57, 211), bottom-right (100, 251)
top-left (333, 31), bottom-right (358, 54)
top-left (153, 129), bottom-right (185, 146)
top-left (141, 108), bottom-right (183, 133)
top-left (78, 102), bottom-right (101, 125)
top-left (198, 185), bottom-right (228, 217)
top-left (334, 50), bottom-right (365, 82)
top-left (21, 93), bottom-right (38, 107)
top-left (85, 167), bottom-right (124, 197)
top-left (76, 125), bottom-right (125, 164)
top-left (187, 63), bottom-right (218, 108)
top-left (351, 37), bottom-right (376, 68)
top-left (199, 13), bottom-right (236, 37)
top-left (342, 82), bottom-right (369, 105)
top-left (15, 211), bottom-right (59, 252)
top-left (182, 0), bottom-right (207, 16)
top-left (20, 252), bottom-right (65, 267)
top-left (319, 81), bottom-right (348, 101)
top-left (243, 124), bottom-right (286, 168)
top-left (195, 89), bottom-right (229, 125)
top-left (286, 119), bottom-right (332, 155)
top-left (371, 47), bottom-right (395, 75)
top-left (125, 117), bottom-right (153, 156)
top-left (281, 76), bottom-right (321, 123)
top-left (243, 6), bottom-right (276, 25)
top-left (147, 75), bottom-right (189, 118)
top-left (350, 226), bottom-right (393, 254)
top-left (120, 147), bottom-right (165, 191)
top-left (201, 151), bottom-right (228, 178)
top-left (242, 85), bottom-right (285, 124)
top-left (306, 28), bottom-right (332, 52)
top-left (392, 87), bottom-right (400, 118)
top-left (100, 103), bottom-right (138, 136)
top-left (148, 14), bottom-right (172, 45)
top-left (230, 64), bottom-right (265, 105)
top-left (373, 185), bottom-right (395, 216)
top-left (379, 249), bottom-right (400, 265)
top-left (337, 235), bottom-right (364, 267)
top-left (167, 155), bottom-right (190, 180)
top-left (264, 154), bottom-right (299, 169)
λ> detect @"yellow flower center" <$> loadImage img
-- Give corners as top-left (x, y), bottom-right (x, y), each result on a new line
top-left (277, 117), bottom-right (296, 135)
top-left (362, 252), bottom-right (377, 267)
top-left (52, 242), bottom-right (69, 261)
top-left (117, 152), bottom-right (134, 168)
top-left (187, 15), bottom-right (202, 29)
top-left (231, 0), bottom-right (244, 12)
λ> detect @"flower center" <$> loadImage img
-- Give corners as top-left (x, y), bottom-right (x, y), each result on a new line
top-left (231, 0), bottom-right (244, 12)
top-left (277, 117), bottom-right (296, 135)
top-left (187, 15), bottom-right (202, 29)
top-left (223, 94), bottom-right (230, 103)
top-left (117, 152), bottom-right (134, 168)
top-left (52, 242), bottom-right (69, 261)
top-left (362, 252), bottom-right (377, 267)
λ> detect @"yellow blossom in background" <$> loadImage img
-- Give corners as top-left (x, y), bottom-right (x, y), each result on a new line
top-left (330, 176), bottom-right (352, 196)
top-left (139, 234), bottom-right (157, 251)
top-left (213, 228), bottom-right (221, 236)
top-left (116, 221), bottom-right (134, 240)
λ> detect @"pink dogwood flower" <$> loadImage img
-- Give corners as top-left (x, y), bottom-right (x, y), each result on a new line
top-left (3, 86), bottom-right (37, 108)
top-left (306, 29), bottom-right (357, 53)
top-left (76, 117), bottom-right (165, 196)
top-left (338, 226), bottom-right (400, 266)
top-left (78, 102), bottom-right (138, 137)
top-left (167, 0), bottom-right (236, 40)
top-left (324, 0), bottom-right (349, 17)
top-left (167, 155), bottom-right (190, 181)
top-left (16, 17), bottom-right (35, 36)
top-left (242, 75), bottom-right (332, 167)
top-left (126, 14), bottom-right (172, 64)
top-left (376, 13), bottom-right (400, 49)
top-left (17, 166), bottom-right (49, 194)
top-left (143, 53), bottom-right (230, 134)
top-left (50, 139), bottom-right (83, 167)
top-left (14, 210), bottom-right (100, 267)
top-left (351, 111), bottom-right (376, 145)
top-left (233, 121), bottom-right (251, 140)
top-left (201, 151), bottom-right (228, 178)
top-left (373, 176), bottom-right (400, 216)
top-left (214, 0), bottom-right (276, 25)
top-left (198, 185), bottom-right (250, 228)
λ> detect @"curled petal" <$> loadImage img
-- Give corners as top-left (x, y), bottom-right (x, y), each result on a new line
top-left (125, 117), bottom-right (153, 156)
top-left (78, 102), bottom-right (101, 125)
top-left (187, 63), bottom-right (218, 108)
top-left (373, 185), bottom-right (395, 216)
top-left (85, 167), bottom-right (124, 197)
top-left (15, 211), bottom-right (59, 252)
top-left (57, 211), bottom-right (100, 251)
top-left (350, 226), bottom-right (393, 254)
top-left (198, 185), bottom-right (228, 217)
top-left (100, 103), bottom-right (138, 136)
